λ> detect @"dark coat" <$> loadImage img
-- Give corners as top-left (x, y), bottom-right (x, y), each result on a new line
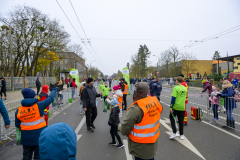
top-left (152, 82), bottom-right (162, 96)
top-left (82, 84), bottom-right (100, 108)
top-left (221, 87), bottom-right (237, 110)
top-left (36, 79), bottom-right (41, 88)
top-left (108, 106), bottom-right (120, 126)
top-left (1, 80), bottom-right (6, 90)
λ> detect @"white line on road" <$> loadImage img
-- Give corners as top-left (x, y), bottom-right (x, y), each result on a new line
top-left (75, 115), bottom-right (86, 141)
top-left (123, 140), bottom-right (133, 160)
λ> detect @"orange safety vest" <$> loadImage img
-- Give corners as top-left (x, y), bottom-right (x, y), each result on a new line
top-left (123, 84), bottom-right (128, 95)
top-left (127, 96), bottom-right (163, 143)
top-left (17, 103), bottom-right (47, 130)
top-left (117, 95), bottom-right (123, 109)
top-left (181, 81), bottom-right (188, 104)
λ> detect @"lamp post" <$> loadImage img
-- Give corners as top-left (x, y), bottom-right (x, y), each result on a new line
top-left (6, 19), bottom-right (29, 91)
top-left (90, 60), bottom-right (96, 77)
top-left (153, 55), bottom-right (160, 78)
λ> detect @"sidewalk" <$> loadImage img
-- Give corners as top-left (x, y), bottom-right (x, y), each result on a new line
top-left (2, 84), bottom-right (68, 104)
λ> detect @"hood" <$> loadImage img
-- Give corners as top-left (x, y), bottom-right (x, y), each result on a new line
top-left (86, 84), bottom-right (93, 89)
top-left (114, 90), bottom-right (123, 97)
top-left (21, 98), bottom-right (38, 107)
top-left (113, 105), bottom-right (120, 113)
top-left (41, 85), bottom-right (49, 94)
top-left (123, 81), bottom-right (128, 85)
top-left (39, 123), bottom-right (76, 160)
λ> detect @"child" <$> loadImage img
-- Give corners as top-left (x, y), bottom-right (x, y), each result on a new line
top-left (38, 85), bottom-right (50, 125)
top-left (209, 85), bottom-right (221, 121)
top-left (79, 82), bottom-right (86, 115)
top-left (99, 81), bottom-right (105, 100)
top-left (102, 83), bottom-right (111, 102)
top-left (108, 99), bottom-right (124, 148)
top-left (106, 85), bottom-right (123, 117)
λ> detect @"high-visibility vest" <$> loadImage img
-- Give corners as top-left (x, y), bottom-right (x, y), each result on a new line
top-left (17, 103), bottom-right (47, 130)
top-left (117, 95), bottom-right (123, 109)
top-left (127, 96), bottom-right (163, 143)
top-left (123, 84), bottom-right (128, 94)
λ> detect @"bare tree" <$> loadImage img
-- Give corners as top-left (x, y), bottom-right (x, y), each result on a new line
top-left (169, 46), bottom-right (181, 77)
top-left (160, 50), bottom-right (172, 77)
top-left (181, 52), bottom-right (197, 77)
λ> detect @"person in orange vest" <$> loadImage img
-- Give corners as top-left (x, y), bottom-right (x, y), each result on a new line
top-left (38, 85), bottom-right (50, 126)
top-left (179, 74), bottom-right (188, 126)
top-left (121, 82), bottom-right (163, 160)
top-left (15, 87), bottom-right (57, 160)
top-left (120, 78), bottom-right (128, 110)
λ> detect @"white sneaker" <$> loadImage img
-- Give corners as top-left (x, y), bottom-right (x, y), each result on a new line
top-left (180, 135), bottom-right (184, 140)
top-left (169, 132), bottom-right (180, 139)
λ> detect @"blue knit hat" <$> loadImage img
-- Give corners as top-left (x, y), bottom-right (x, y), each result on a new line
top-left (22, 88), bottom-right (36, 99)
top-left (111, 99), bottom-right (118, 106)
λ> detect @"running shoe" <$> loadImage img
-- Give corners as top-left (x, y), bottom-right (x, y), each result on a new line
top-left (109, 142), bottom-right (117, 146)
top-left (116, 143), bottom-right (124, 148)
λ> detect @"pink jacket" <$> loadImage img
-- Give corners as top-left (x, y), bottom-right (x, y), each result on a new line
top-left (209, 91), bottom-right (220, 105)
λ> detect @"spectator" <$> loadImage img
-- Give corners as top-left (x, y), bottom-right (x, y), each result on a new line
top-left (138, 77), bottom-right (142, 83)
top-left (232, 76), bottom-right (238, 89)
top-left (0, 99), bottom-right (10, 129)
top-left (38, 85), bottom-right (50, 126)
top-left (121, 82), bottom-right (163, 160)
top-left (132, 77), bottom-right (136, 90)
top-left (39, 123), bottom-right (77, 160)
top-left (202, 79), bottom-right (214, 110)
top-left (130, 78), bottom-right (133, 91)
top-left (149, 77), bottom-right (155, 95)
top-left (0, 77), bottom-right (7, 100)
top-left (143, 77), bottom-right (147, 83)
top-left (170, 78), bottom-right (173, 87)
top-left (121, 78), bottom-right (128, 110)
top-left (169, 77), bottom-right (187, 140)
top-left (219, 80), bottom-right (237, 129)
top-left (71, 78), bottom-right (77, 99)
top-left (82, 78), bottom-right (102, 133)
top-left (36, 77), bottom-right (41, 96)
top-left (79, 82), bottom-right (86, 115)
top-left (15, 87), bottom-right (57, 160)
top-left (109, 78), bottom-right (112, 88)
top-left (186, 78), bottom-right (190, 86)
top-left (66, 77), bottom-right (70, 88)
top-left (209, 85), bottom-right (221, 121)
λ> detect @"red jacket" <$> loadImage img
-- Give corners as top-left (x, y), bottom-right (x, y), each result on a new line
top-left (181, 81), bottom-right (188, 104)
top-left (38, 85), bottom-right (50, 110)
top-left (72, 81), bottom-right (77, 88)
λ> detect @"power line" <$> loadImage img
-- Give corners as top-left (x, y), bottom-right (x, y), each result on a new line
top-left (68, 0), bottom-right (108, 71)
top-left (56, 0), bottom-right (104, 72)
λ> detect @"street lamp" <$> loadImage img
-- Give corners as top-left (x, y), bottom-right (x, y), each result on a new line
top-left (153, 55), bottom-right (160, 78)
top-left (5, 18), bottom-right (29, 91)
top-left (90, 60), bottom-right (96, 77)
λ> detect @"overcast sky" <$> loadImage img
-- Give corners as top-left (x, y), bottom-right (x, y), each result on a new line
top-left (1, 0), bottom-right (240, 75)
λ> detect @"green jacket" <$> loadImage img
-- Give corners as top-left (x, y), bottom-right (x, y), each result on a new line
top-left (120, 104), bottom-right (158, 159)
top-left (99, 85), bottom-right (105, 92)
top-left (102, 86), bottom-right (110, 97)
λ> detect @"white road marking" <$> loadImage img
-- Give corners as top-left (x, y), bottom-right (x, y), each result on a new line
top-left (161, 118), bottom-right (206, 160)
top-left (123, 140), bottom-right (133, 160)
top-left (75, 115), bottom-right (86, 141)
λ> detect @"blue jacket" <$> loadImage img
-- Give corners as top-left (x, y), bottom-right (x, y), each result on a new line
top-left (0, 99), bottom-right (10, 126)
top-left (132, 79), bottom-right (136, 84)
top-left (39, 123), bottom-right (76, 160)
top-left (149, 80), bottom-right (155, 94)
top-left (152, 82), bottom-right (162, 96)
top-left (221, 87), bottom-right (237, 110)
top-left (15, 88), bottom-right (57, 146)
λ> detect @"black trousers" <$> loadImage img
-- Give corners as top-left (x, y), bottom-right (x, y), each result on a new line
top-left (110, 125), bottom-right (122, 144)
top-left (122, 94), bottom-right (127, 110)
top-left (36, 87), bottom-right (40, 95)
top-left (170, 110), bottom-right (185, 135)
top-left (0, 89), bottom-right (6, 97)
top-left (23, 145), bottom-right (40, 160)
top-left (85, 107), bottom-right (98, 129)
top-left (156, 96), bottom-right (160, 101)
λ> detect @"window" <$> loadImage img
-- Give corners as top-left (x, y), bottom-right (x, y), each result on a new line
top-left (65, 66), bottom-right (67, 69)
top-left (65, 59), bottom-right (68, 63)
top-left (61, 66), bottom-right (63, 70)
top-left (238, 63), bottom-right (240, 65)
top-left (233, 67), bottom-right (238, 69)
top-left (237, 58), bottom-right (240, 60)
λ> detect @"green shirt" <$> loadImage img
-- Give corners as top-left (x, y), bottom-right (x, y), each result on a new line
top-left (171, 85), bottom-right (187, 111)
top-left (102, 86), bottom-right (110, 97)
top-left (99, 85), bottom-right (105, 92)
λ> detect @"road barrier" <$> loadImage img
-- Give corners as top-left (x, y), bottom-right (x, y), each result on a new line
top-left (0, 85), bottom-right (80, 141)
top-left (188, 89), bottom-right (240, 132)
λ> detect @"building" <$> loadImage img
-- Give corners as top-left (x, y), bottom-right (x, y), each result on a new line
top-left (212, 60), bottom-right (233, 74)
top-left (55, 52), bottom-right (87, 80)
top-left (218, 54), bottom-right (240, 72)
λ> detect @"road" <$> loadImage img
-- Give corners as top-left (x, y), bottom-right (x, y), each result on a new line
top-left (1, 82), bottom-right (240, 160)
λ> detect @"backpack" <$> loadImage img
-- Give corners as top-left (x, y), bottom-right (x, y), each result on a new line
top-left (70, 82), bottom-right (73, 87)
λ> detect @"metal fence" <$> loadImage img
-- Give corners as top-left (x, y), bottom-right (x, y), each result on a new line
top-left (0, 85), bottom-right (80, 141)
top-left (5, 77), bottom-right (24, 91)
top-left (188, 90), bottom-right (240, 132)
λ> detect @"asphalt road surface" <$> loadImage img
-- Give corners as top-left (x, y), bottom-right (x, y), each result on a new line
top-left (1, 82), bottom-right (240, 160)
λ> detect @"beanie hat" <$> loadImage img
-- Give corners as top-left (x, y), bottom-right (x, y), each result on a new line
top-left (41, 85), bottom-right (49, 94)
top-left (111, 99), bottom-right (118, 106)
top-left (22, 88), bottom-right (36, 99)
top-left (113, 85), bottom-right (119, 91)
top-left (178, 74), bottom-right (184, 78)
top-left (87, 78), bottom-right (94, 84)
top-left (133, 82), bottom-right (150, 102)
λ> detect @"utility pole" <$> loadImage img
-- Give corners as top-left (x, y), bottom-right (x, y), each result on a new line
top-left (9, 26), bottom-right (14, 91)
